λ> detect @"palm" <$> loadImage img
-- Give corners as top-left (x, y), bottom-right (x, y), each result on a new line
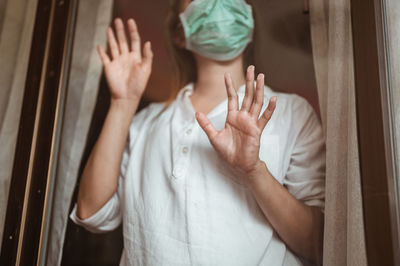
top-left (105, 56), bottom-right (148, 100)
top-left (98, 18), bottom-right (153, 102)
top-left (196, 66), bottom-right (276, 174)
top-left (212, 111), bottom-right (261, 172)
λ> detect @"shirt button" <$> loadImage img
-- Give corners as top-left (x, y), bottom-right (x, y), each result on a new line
top-left (182, 146), bottom-right (189, 154)
top-left (173, 166), bottom-right (184, 179)
top-left (186, 129), bottom-right (192, 135)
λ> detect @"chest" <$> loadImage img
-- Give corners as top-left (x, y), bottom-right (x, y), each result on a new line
top-left (133, 109), bottom-right (287, 188)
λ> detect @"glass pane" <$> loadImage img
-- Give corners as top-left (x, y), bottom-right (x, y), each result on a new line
top-left (382, 0), bottom-right (400, 221)
top-left (55, 0), bottom-right (323, 265)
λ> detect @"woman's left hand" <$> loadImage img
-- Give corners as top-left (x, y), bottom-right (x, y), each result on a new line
top-left (196, 66), bottom-right (277, 184)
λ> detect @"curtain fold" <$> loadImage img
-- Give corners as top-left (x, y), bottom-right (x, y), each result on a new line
top-left (309, 0), bottom-right (368, 265)
top-left (385, 0), bottom-right (400, 165)
top-left (45, 0), bottom-right (112, 265)
top-left (0, 0), bottom-right (38, 250)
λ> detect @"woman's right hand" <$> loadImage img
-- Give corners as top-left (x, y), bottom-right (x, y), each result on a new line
top-left (97, 18), bottom-right (153, 106)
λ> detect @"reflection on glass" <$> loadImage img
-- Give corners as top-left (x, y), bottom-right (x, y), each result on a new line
top-left (58, 0), bottom-right (323, 265)
top-left (382, 0), bottom-right (400, 206)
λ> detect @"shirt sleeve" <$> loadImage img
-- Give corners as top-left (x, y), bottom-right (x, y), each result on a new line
top-left (283, 97), bottom-right (326, 210)
top-left (69, 192), bottom-right (121, 233)
top-left (69, 103), bottom-right (164, 233)
top-left (69, 135), bottom-right (130, 233)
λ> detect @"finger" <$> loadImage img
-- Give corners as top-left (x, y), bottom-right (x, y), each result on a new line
top-left (241, 65), bottom-right (255, 112)
top-left (128, 18), bottom-right (141, 56)
top-left (257, 96), bottom-right (277, 130)
top-left (115, 18), bottom-right (129, 54)
top-left (97, 45), bottom-right (110, 65)
top-left (196, 112), bottom-right (218, 140)
top-left (225, 73), bottom-right (238, 112)
top-left (250, 73), bottom-right (265, 118)
top-left (107, 27), bottom-right (120, 59)
top-left (142, 41), bottom-right (153, 69)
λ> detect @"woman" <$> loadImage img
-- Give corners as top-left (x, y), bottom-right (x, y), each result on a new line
top-left (70, 0), bottom-right (325, 265)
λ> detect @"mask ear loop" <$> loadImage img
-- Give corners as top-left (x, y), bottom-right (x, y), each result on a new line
top-left (173, 20), bottom-right (186, 49)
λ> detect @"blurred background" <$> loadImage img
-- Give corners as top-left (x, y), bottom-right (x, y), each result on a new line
top-left (61, 0), bottom-right (319, 265)
top-left (113, 0), bottom-right (319, 112)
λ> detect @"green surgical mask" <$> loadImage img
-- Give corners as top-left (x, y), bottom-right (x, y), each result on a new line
top-left (179, 0), bottom-right (254, 61)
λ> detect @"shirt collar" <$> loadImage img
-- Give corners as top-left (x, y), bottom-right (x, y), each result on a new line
top-left (176, 82), bottom-right (273, 120)
top-left (177, 82), bottom-right (272, 97)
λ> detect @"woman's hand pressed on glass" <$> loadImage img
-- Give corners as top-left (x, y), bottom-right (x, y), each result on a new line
top-left (98, 18), bottom-right (153, 105)
top-left (76, 18), bottom-right (152, 220)
top-left (196, 66), bottom-right (277, 185)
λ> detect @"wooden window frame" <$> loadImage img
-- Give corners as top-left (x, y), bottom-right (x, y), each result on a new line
top-left (0, 0), bottom-right (77, 265)
top-left (351, 0), bottom-right (400, 265)
top-left (1, 0), bottom-right (400, 264)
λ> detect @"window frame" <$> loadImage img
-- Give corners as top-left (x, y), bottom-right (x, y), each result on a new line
top-left (351, 0), bottom-right (400, 264)
top-left (0, 0), bottom-right (77, 264)
top-left (2, 0), bottom-right (400, 264)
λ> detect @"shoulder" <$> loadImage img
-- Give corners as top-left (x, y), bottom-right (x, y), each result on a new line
top-left (133, 102), bottom-right (166, 122)
top-left (267, 88), bottom-right (318, 125)
top-left (287, 94), bottom-right (320, 131)
top-left (265, 87), bottom-right (313, 114)
top-left (128, 101), bottom-right (167, 135)
top-left (264, 87), bottom-right (322, 145)
top-left (280, 94), bottom-right (323, 148)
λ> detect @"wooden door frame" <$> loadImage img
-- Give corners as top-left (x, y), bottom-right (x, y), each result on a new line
top-left (1, 0), bottom-right (400, 265)
top-left (0, 0), bottom-right (78, 264)
top-left (351, 0), bottom-right (400, 265)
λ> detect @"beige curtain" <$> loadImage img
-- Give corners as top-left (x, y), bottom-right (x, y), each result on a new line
top-left (0, 0), bottom-right (7, 32)
top-left (310, 0), bottom-right (368, 265)
top-left (385, 0), bottom-right (400, 162)
top-left (0, 0), bottom-right (38, 250)
top-left (45, 0), bottom-right (113, 265)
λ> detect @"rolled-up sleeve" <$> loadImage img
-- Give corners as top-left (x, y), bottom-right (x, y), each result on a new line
top-left (69, 192), bottom-right (121, 233)
top-left (283, 98), bottom-right (326, 210)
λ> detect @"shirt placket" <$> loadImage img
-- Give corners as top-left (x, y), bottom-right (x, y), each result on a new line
top-left (171, 88), bottom-right (197, 180)
top-left (172, 120), bottom-right (196, 180)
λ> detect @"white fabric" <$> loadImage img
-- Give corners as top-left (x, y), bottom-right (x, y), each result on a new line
top-left (45, 0), bottom-right (113, 265)
top-left (0, 0), bottom-right (37, 250)
top-left (70, 83), bottom-right (325, 266)
top-left (310, 0), bottom-right (367, 265)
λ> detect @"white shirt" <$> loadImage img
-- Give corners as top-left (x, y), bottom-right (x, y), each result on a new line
top-left (70, 83), bottom-right (325, 266)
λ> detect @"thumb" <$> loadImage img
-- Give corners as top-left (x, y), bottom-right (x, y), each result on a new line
top-left (142, 41), bottom-right (153, 69)
top-left (195, 112), bottom-right (218, 141)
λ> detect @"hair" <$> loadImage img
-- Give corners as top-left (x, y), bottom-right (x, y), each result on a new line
top-left (164, 0), bottom-right (263, 106)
